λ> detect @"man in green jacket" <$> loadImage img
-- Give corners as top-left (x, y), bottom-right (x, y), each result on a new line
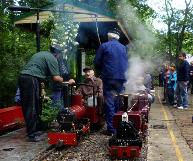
top-left (18, 45), bottom-right (75, 142)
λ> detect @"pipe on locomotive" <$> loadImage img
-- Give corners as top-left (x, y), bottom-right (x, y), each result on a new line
top-left (77, 83), bottom-right (97, 107)
top-left (60, 82), bottom-right (98, 108)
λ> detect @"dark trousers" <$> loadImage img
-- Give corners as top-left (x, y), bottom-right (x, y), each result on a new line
top-left (167, 88), bottom-right (174, 105)
top-left (19, 74), bottom-right (42, 137)
top-left (159, 74), bottom-right (163, 87)
top-left (103, 79), bottom-right (125, 133)
top-left (190, 79), bottom-right (193, 93)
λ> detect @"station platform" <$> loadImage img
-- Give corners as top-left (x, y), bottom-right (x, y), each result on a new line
top-left (147, 87), bottom-right (193, 161)
top-left (0, 128), bottom-right (49, 161)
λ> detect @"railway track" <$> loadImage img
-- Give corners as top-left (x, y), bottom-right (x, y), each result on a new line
top-left (31, 145), bottom-right (71, 161)
top-left (30, 131), bottom-right (147, 161)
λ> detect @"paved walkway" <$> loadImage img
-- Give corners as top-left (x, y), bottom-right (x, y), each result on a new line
top-left (0, 128), bottom-right (49, 161)
top-left (147, 87), bottom-right (193, 161)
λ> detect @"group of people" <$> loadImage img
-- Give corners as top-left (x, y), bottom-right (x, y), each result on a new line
top-left (18, 28), bottom-right (128, 141)
top-left (160, 52), bottom-right (191, 110)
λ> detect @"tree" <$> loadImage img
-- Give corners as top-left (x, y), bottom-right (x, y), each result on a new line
top-left (107, 0), bottom-right (155, 21)
top-left (0, 1), bottom-right (50, 106)
top-left (161, 0), bottom-right (193, 57)
top-left (175, 0), bottom-right (192, 54)
top-left (18, 0), bottom-right (54, 8)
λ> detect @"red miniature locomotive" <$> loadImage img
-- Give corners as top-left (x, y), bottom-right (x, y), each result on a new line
top-left (48, 83), bottom-right (104, 146)
top-left (109, 92), bottom-right (150, 159)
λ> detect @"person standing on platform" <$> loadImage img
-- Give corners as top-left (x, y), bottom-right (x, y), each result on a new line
top-left (94, 28), bottom-right (128, 136)
top-left (167, 64), bottom-right (177, 106)
top-left (176, 52), bottom-right (190, 109)
top-left (189, 61), bottom-right (193, 94)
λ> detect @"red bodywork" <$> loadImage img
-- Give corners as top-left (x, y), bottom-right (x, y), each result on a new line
top-left (0, 106), bottom-right (24, 131)
top-left (109, 93), bottom-right (150, 159)
top-left (110, 146), bottom-right (141, 159)
top-left (86, 106), bottom-right (99, 124)
top-left (131, 93), bottom-right (149, 111)
top-left (113, 111), bottom-right (142, 131)
top-left (48, 94), bottom-right (102, 146)
top-left (71, 95), bottom-right (86, 120)
top-left (48, 122), bottom-right (90, 145)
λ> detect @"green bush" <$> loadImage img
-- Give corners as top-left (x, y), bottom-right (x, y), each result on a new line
top-left (40, 99), bottom-right (59, 127)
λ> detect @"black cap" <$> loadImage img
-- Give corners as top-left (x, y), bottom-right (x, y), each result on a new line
top-left (108, 28), bottom-right (121, 36)
top-left (83, 66), bottom-right (93, 72)
top-left (50, 44), bottom-right (62, 54)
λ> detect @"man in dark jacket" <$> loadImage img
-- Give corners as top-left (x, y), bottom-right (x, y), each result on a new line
top-left (75, 66), bottom-right (103, 99)
top-left (176, 52), bottom-right (190, 109)
top-left (18, 45), bottom-right (75, 142)
top-left (94, 28), bottom-right (128, 135)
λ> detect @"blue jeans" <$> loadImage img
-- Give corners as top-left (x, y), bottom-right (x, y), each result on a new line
top-left (52, 90), bottom-right (63, 109)
top-left (176, 81), bottom-right (189, 107)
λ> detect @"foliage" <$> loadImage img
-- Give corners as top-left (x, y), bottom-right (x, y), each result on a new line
top-left (40, 16), bottom-right (55, 37)
top-left (50, 13), bottom-right (79, 54)
top-left (40, 99), bottom-right (59, 125)
top-left (18, 0), bottom-right (54, 8)
top-left (85, 49), bottom-right (95, 67)
top-left (107, 0), bottom-right (155, 21)
top-left (0, 1), bottom-right (50, 107)
top-left (112, 0), bottom-right (157, 61)
top-left (0, 0), bottom-right (80, 106)
top-left (0, 22), bottom-right (50, 106)
top-left (50, 12), bottom-right (79, 78)
top-left (155, 0), bottom-right (193, 58)
top-left (183, 32), bottom-right (193, 54)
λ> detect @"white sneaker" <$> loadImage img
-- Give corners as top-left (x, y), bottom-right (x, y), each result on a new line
top-left (173, 104), bottom-right (177, 108)
top-left (177, 106), bottom-right (183, 109)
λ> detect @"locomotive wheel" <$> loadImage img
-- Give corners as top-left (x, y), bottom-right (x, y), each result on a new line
top-left (108, 136), bottom-right (116, 146)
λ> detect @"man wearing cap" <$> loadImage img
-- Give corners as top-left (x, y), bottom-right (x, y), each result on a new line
top-left (75, 66), bottom-right (103, 100)
top-left (18, 45), bottom-right (75, 142)
top-left (94, 28), bottom-right (128, 136)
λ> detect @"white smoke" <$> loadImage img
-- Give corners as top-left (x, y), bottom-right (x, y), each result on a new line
top-left (115, 0), bottom-right (160, 93)
top-left (124, 57), bottom-right (152, 93)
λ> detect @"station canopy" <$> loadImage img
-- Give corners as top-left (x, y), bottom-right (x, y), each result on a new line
top-left (14, 3), bottom-right (130, 49)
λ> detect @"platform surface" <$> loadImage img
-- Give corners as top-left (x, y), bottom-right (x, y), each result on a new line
top-left (147, 87), bottom-right (193, 161)
top-left (0, 128), bottom-right (49, 161)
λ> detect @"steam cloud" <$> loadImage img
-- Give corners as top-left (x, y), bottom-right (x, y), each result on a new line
top-left (116, 0), bottom-right (160, 93)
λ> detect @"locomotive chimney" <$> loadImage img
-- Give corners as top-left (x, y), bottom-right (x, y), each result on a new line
top-left (123, 94), bottom-right (129, 112)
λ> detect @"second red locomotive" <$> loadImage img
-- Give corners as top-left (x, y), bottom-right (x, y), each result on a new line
top-left (109, 92), bottom-right (150, 159)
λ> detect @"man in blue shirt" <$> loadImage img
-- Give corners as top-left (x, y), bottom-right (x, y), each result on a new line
top-left (94, 28), bottom-right (128, 136)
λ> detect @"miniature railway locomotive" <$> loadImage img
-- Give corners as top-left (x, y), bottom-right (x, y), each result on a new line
top-left (109, 92), bottom-right (150, 159)
top-left (48, 83), bottom-right (104, 146)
